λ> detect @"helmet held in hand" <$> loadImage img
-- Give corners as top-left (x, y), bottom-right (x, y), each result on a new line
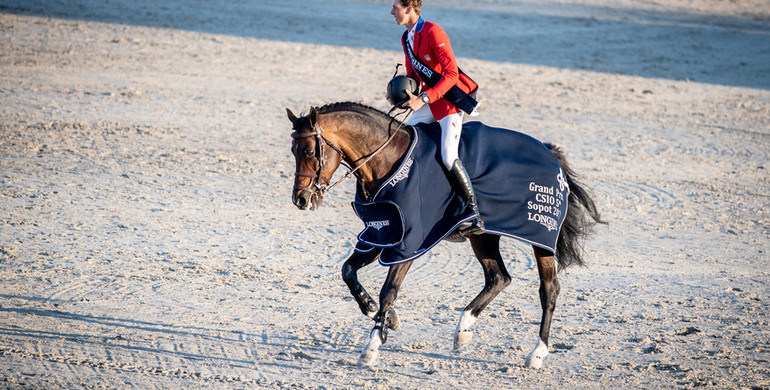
top-left (387, 75), bottom-right (419, 107)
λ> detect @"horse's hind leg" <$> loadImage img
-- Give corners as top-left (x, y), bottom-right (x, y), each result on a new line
top-left (341, 249), bottom-right (382, 319)
top-left (358, 262), bottom-right (412, 366)
top-left (525, 246), bottom-right (560, 369)
top-left (454, 234), bottom-right (511, 350)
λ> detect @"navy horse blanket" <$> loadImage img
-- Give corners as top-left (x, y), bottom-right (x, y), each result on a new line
top-left (352, 121), bottom-right (569, 266)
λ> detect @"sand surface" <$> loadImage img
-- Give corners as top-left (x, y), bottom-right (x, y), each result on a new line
top-left (1, 0), bottom-right (769, 388)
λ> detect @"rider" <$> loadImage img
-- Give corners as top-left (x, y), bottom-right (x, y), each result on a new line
top-left (390, 0), bottom-right (484, 234)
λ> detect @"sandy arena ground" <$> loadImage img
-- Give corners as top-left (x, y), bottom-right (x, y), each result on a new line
top-left (1, 0), bottom-right (769, 388)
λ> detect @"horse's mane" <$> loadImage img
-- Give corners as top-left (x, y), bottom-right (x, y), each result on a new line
top-left (316, 102), bottom-right (406, 129)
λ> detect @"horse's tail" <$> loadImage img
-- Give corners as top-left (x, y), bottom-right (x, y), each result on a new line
top-left (546, 143), bottom-right (605, 270)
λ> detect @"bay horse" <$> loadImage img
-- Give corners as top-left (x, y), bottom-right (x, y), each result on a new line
top-left (286, 102), bottom-right (602, 368)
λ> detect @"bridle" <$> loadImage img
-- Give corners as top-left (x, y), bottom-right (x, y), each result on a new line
top-left (290, 120), bottom-right (344, 196)
top-left (291, 110), bottom-right (408, 200)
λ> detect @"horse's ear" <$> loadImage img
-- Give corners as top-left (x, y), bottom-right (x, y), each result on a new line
top-left (309, 106), bottom-right (318, 125)
top-left (286, 108), bottom-right (298, 125)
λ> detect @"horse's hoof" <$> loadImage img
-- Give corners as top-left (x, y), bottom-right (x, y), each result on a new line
top-left (357, 350), bottom-right (379, 367)
top-left (453, 310), bottom-right (476, 350)
top-left (358, 329), bottom-right (383, 366)
top-left (453, 330), bottom-right (472, 350)
top-left (524, 339), bottom-right (549, 369)
top-left (386, 309), bottom-right (400, 331)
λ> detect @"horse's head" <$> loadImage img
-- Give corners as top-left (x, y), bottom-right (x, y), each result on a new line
top-left (286, 106), bottom-right (343, 210)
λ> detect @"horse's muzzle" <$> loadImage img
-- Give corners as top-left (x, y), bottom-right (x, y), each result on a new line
top-left (293, 190), bottom-right (323, 211)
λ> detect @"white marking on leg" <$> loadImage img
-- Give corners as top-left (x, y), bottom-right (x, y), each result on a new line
top-left (524, 338), bottom-right (549, 369)
top-left (453, 310), bottom-right (477, 350)
top-left (358, 329), bottom-right (382, 366)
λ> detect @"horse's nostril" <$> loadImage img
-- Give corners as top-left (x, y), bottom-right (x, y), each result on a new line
top-left (294, 193), bottom-right (309, 209)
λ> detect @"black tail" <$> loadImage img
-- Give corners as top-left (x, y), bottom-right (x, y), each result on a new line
top-left (546, 143), bottom-right (605, 269)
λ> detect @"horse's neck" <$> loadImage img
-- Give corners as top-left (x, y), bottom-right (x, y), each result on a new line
top-left (323, 110), bottom-right (411, 196)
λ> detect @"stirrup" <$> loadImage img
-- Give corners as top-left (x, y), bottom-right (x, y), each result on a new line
top-left (458, 217), bottom-right (485, 236)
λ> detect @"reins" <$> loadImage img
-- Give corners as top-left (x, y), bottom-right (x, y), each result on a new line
top-left (291, 108), bottom-right (411, 197)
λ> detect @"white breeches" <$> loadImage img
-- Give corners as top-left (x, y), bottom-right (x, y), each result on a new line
top-left (405, 105), bottom-right (463, 170)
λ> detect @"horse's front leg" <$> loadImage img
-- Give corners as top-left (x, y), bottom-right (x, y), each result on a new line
top-left (341, 249), bottom-right (382, 319)
top-left (358, 261), bottom-right (412, 366)
top-left (525, 246), bottom-right (560, 369)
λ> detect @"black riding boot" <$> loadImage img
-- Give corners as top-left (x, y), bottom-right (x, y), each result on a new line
top-left (448, 159), bottom-right (485, 235)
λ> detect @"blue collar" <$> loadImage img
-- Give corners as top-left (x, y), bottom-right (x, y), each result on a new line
top-left (415, 17), bottom-right (424, 33)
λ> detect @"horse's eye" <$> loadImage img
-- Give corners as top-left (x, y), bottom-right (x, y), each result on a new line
top-left (304, 149), bottom-right (315, 157)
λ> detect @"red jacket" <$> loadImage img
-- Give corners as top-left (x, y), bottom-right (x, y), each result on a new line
top-left (402, 18), bottom-right (478, 120)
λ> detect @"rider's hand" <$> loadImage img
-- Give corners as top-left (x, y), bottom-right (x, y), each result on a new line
top-left (403, 90), bottom-right (425, 111)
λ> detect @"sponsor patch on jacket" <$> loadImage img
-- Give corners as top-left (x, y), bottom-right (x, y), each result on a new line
top-left (424, 55), bottom-right (431, 61)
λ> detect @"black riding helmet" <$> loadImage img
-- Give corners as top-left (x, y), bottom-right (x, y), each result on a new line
top-left (387, 75), bottom-right (420, 107)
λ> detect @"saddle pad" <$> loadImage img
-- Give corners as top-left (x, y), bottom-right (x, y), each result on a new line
top-left (353, 121), bottom-right (569, 266)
